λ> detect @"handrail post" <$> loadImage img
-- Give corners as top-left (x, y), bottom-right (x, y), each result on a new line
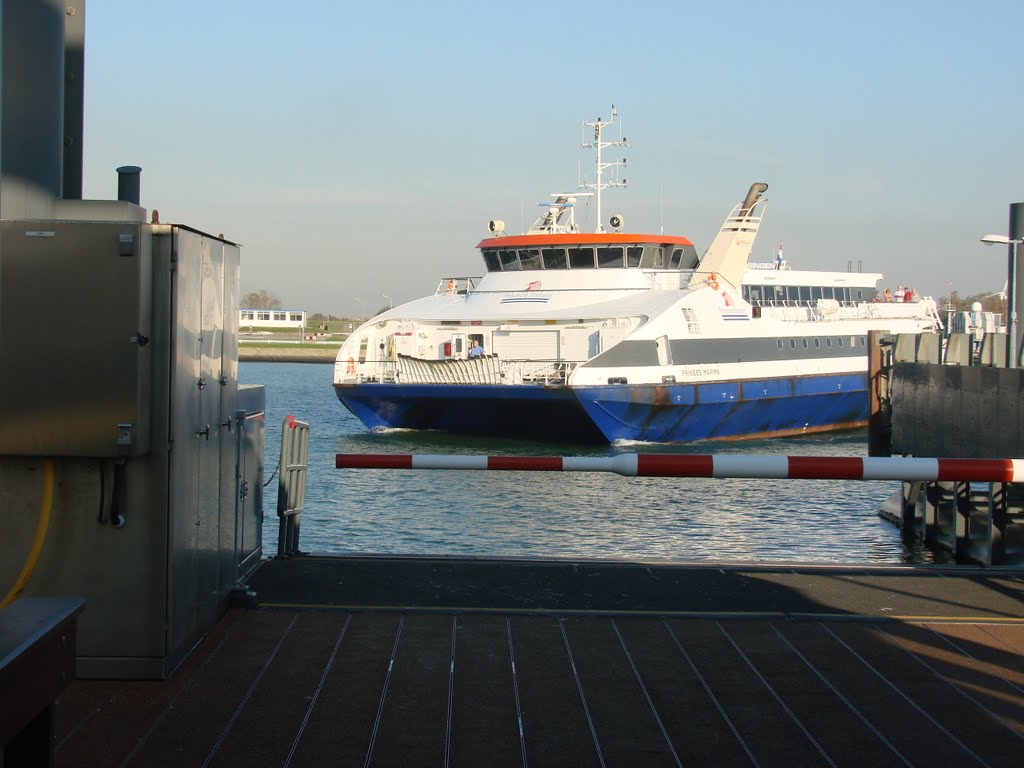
top-left (276, 416), bottom-right (310, 558)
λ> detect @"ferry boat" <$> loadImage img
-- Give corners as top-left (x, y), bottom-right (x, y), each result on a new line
top-left (333, 109), bottom-right (941, 443)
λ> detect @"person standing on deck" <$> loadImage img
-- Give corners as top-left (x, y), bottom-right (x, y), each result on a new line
top-left (469, 340), bottom-right (484, 358)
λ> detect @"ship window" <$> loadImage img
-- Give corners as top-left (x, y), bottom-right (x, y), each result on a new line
top-left (789, 338), bottom-right (796, 349)
top-left (483, 249), bottom-right (501, 271)
top-left (568, 247), bottom-right (595, 268)
top-left (742, 286), bottom-right (750, 301)
top-left (626, 246), bottom-right (643, 267)
top-left (826, 337), bottom-right (833, 348)
top-left (802, 338), bottom-right (809, 349)
top-left (811, 286), bottom-right (823, 302)
top-left (787, 286), bottom-right (800, 304)
top-left (542, 248), bottom-right (567, 269)
top-left (640, 245), bottom-right (664, 268)
top-left (838, 337), bottom-right (845, 348)
top-left (859, 336), bottom-right (866, 347)
top-left (668, 248), bottom-right (684, 269)
top-left (799, 286), bottom-right (811, 303)
top-left (814, 338), bottom-right (821, 348)
top-left (519, 249), bottom-right (541, 270)
top-left (656, 335), bottom-right (673, 366)
top-left (499, 249), bottom-right (521, 271)
top-left (679, 245), bottom-right (700, 269)
top-left (777, 339), bottom-right (784, 350)
top-left (821, 286), bottom-right (834, 300)
top-left (748, 287), bottom-right (762, 304)
top-left (597, 246), bottom-right (624, 268)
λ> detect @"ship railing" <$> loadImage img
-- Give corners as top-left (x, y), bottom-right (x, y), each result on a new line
top-left (370, 355), bottom-right (579, 385)
top-left (381, 353), bottom-right (504, 384)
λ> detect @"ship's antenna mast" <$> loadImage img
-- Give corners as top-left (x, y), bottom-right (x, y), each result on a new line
top-left (581, 105), bottom-right (628, 233)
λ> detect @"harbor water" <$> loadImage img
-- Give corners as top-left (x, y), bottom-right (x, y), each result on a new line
top-left (242, 362), bottom-right (932, 564)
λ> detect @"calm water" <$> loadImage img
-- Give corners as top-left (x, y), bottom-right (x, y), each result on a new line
top-left (241, 362), bottom-right (929, 565)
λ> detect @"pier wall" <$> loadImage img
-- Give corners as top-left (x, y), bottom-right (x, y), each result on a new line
top-left (889, 334), bottom-right (1024, 458)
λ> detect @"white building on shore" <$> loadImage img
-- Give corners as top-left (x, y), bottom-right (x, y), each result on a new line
top-left (239, 308), bottom-right (306, 329)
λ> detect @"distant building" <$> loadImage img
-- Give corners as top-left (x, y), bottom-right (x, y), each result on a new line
top-left (239, 308), bottom-right (306, 329)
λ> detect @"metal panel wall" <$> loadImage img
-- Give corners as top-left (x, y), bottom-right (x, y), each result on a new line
top-left (0, 221), bottom-right (151, 456)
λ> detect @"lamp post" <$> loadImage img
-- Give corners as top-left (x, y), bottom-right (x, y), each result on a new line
top-left (382, 293), bottom-right (392, 310)
top-left (353, 297), bottom-right (363, 322)
top-left (980, 234), bottom-right (1022, 368)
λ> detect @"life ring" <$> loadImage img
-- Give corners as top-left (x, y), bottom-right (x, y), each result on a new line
top-left (346, 357), bottom-right (356, 375)
top-left (706, 272), bottom-right (719, 291)
top-left (446, 279), bottom-right (457, 294)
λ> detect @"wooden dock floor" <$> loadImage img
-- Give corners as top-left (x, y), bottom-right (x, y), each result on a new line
top-left (55, 557), bottom-right (1024, 767)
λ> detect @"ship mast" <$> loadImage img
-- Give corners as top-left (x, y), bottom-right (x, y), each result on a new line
top-left (581, 106), bottom-right (629, 233)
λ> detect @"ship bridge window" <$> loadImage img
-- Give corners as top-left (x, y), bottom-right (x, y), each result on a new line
top-left (799, 286), bottom-right (811, 303)
top-left (821, 286), bottom-right (834, 300)
top-left (668, 248), bottom-right (685, 269)
top-left (627, 246), bottom-right (642, 267)
top-left (746, 287), bottom-right (762, 304)
top-left (811, 286), bottom-right (823, 302)
top-left (569, 246), bottom-right (595, 268)
top-left (482, 249), bottom-right (501, 272)
top-left (519, 248), bottom-right (541, 270)
top-left (597, 246), bottom-right (624, 268)
top-left (770, 285), bottom-right (787, 304)
top-left (639, 245), bottom-right (664, 268)
top-left (680, 245), bottom-right (700, 269)
top-left (542, 248), bottom-right (567, 269)
top-left (499, 249), bottom-right (521, 271)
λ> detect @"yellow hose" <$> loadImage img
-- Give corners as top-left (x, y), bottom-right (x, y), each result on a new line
top-left (1, 458), bottom-right (55, 609)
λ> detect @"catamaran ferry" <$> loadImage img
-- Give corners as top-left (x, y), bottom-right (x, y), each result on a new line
top-left (333, 110), bottom-right (941, 443)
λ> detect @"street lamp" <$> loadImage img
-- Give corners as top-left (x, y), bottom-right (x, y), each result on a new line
top-left (353, 297), bottom-right (364, 321)
top-left (980, 234), bottom-right (1022, 368)
top-left (382, 293), bottom-right (392, 310)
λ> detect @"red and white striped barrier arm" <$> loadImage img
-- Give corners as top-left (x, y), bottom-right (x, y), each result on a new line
top-left (335, 454), bottom-right (1024, 482)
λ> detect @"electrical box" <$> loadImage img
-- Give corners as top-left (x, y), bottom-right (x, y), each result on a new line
top-left (0, 220), bottom-right (152, 456)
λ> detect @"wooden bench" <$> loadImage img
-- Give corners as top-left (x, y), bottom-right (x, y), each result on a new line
top-left (1, 597), bottom-right (85, 768)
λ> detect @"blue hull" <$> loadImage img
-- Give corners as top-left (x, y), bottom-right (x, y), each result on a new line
top-left (573, 373), bottom-right (868, 442)
top-left (335, 373), bottom-right (868, 444)
top-left (333, 383), bottom-right (607, 444)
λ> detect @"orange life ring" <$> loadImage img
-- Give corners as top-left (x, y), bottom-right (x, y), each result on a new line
top-left (446, 279), bottom-right (457, 293)
top-left (346, 357), bottom-right (356, 375)
top-left (706, 272), bottom-right (719, 291)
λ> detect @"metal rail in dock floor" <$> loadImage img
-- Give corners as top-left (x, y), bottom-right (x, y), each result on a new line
top-left (55, 556), bottom-right (1024, 767)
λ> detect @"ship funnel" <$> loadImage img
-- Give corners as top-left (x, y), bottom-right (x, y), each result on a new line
top-left (739, 183), bottom-right (768, 217)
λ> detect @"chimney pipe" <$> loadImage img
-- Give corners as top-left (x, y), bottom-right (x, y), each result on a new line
top-left (116, 165), bottom-right (141, 205)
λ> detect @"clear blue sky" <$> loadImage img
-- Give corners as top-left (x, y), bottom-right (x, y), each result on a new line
top-left (81, 0), bottom-right (1024, 316)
